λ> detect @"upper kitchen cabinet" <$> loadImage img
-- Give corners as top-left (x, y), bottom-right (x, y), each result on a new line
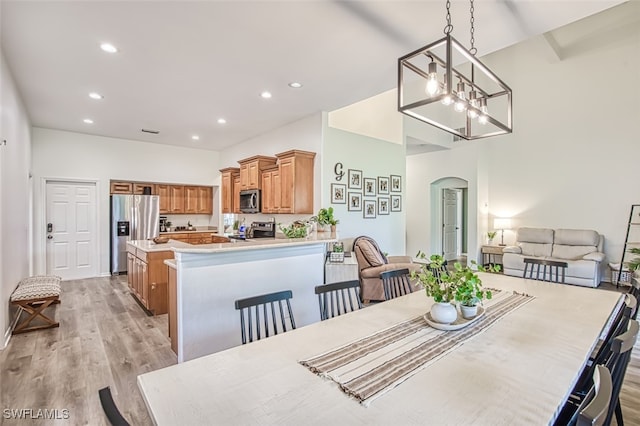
top-left (169, 185), bottom-right (185, 213)
top-left (184, 186), bottom-right (198, 213)
top-left (197, 186), bottom-right (213, 214)
top-left (276, 150), bottom-right (316, 214)
top-left (110, 181), bottom-right (133, 194)
top-left (220, 168), bottom-right (240, 214)
top-left (238, 156), bottom-right (277, 190)
top-left (261, 165), bottom-right (281, 214)
top-left (133, 183), bottom-right (156, 195)
top-left (157, 184), bottom-right (171, 213)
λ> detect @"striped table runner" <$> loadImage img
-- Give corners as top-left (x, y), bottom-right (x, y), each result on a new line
top-left (300, 290), bottom-right (534, 406)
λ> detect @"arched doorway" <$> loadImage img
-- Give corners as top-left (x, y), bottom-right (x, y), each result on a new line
top-left (430, 177), bottom-right (468, 263)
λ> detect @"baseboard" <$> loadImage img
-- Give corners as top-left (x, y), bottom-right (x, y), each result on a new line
top-left (1, 310), bottom-right (21, 350)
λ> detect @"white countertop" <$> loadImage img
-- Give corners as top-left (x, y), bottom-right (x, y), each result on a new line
top-left (128, 232), bottom-right (337, 254)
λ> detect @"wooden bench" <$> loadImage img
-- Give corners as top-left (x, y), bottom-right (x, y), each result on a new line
top-left (10, 275), bottom-right (61, 334)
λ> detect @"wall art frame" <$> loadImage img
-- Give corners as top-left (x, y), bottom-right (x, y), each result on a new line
top-left (378, 197), bottom-right (390, 215)
top-left (363, 199), bottom-right (376, 219)
top-left (377, 176), bottom-right (389, 195)
top-left (348, 192), bottom-right (362, 211)
top-left (331, 183), bottom-right (346, 204)
top-left (391, 194), bottom-right (402, 212)
top-left (390, 175), bottom-right (402, 192)
top-left (348, 169), bottom-right (362, 190)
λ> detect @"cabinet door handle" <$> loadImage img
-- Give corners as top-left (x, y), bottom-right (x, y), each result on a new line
top-left (151, 283), bottom-right (156, 290)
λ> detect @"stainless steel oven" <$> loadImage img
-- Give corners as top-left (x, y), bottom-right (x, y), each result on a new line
top-left (239, 189), bottom-right (261, 213)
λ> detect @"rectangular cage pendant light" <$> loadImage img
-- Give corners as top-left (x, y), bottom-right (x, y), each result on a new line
top-left (398, 34), bottom-right (512, 140)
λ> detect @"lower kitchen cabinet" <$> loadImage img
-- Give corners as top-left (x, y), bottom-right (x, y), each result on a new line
top-left (127, 249), bottom-right (173, 315)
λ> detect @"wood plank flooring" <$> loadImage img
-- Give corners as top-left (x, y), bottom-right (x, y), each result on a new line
top-left (0, 277), bottom-right (639, 425)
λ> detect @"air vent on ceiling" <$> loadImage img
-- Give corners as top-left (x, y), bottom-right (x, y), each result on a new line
top-left (141, 128), bottom-right (160, 134)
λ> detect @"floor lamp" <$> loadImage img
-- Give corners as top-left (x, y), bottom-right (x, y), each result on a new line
top-left (493, 218), bottom-right (512, 246)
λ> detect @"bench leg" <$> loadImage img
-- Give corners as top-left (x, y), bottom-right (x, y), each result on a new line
top-left (12, 298), bottom-right (60, 334)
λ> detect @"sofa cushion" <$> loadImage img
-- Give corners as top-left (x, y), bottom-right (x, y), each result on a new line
top-left (554, 229), bottom-right (600, 246)
top-left (517, 228), bottom-right (554, 244)
top-left (552, 244), bottom-right (597, 260)
top-left (519, 242), bottom-right (553, 257)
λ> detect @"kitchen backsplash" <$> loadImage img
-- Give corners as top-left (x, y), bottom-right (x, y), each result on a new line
top-left (222, 213), bottom-right (313, 233)
top-left (165, 214), bottom-right (217, 229)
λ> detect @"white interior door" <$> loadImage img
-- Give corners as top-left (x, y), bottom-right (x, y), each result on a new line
top-left (46, 181), bottom-right (97, 280)
top-left (442, 188), bottom-right (459, 261)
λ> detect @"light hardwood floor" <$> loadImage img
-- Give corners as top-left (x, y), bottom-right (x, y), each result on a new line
top-left (0, 277), bottom-right (639, 425)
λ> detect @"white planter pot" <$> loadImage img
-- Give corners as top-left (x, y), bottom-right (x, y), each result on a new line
top-left (460, 304), bottom-right (479, 319)
top-left (430, 302), bottom-right (457, 324)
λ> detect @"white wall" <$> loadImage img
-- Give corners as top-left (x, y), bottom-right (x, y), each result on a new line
top-left (323, 122), bottom-right (407, 255)
top-left (31, 128), bottom-right (220, 276)
top-left (217, 113), bottom-right (324, 227)
top-left (0, 49), bottom-right (32, 346)
top-left (406, 4), bottom-right (640, 272)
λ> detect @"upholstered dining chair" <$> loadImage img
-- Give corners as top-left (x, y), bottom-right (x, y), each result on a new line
top-left (353, 235), bottom-right (420, 303)
top-left (314, 280), bottom-right (363, 321)
top-left (523, 258), bottom-right (568, 283)
top-left (380, 268), bottom-right (414, 301)
top-left (234, 290), bottom-right (296, 344)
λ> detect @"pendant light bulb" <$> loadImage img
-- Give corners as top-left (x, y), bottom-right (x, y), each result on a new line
top-left (441, 74), bottom-right (453, 106)
top-left (454, 81), bottom-right (467, 112)
top-left (478, 98), bottom-right (489, 125)
top-left (467, 90), bottom-right (479, 119)
top-left (425, 61), bottom-right (440, 96)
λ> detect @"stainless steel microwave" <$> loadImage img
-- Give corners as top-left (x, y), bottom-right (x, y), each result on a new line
top-left (239, 189), bottom-right (261, 213)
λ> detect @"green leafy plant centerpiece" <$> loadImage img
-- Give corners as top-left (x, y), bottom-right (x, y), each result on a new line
top-left (411, 252), bottom-right (500, 322)
top-left (487, 231), bottom-right (497, 243)
top-left (279, 220), bottom-right (310, 239)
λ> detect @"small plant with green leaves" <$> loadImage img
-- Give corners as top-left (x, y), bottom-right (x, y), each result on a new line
top-left (279, 221), bottom-right (309, 238)
top-left (487, 231), bottom-right (497, 241)
top-left (314, 207), bottom-right (339, 226)
top-left (411, 252), bottom-right (500, 306)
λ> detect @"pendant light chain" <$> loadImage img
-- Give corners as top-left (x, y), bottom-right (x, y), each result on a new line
top-left (469, 0), bottom-right (477, 55)
top-left (443, 0), bottom-right (453, 35)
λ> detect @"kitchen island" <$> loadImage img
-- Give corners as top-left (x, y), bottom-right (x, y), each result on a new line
top-left (134, 233), bottom-right (337, 362)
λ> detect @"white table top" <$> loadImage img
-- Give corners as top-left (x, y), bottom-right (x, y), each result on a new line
top-left (138, 273), bottom-right (622, 425)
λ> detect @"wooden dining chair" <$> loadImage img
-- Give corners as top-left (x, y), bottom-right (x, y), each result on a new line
top-left (98, 386), bottom-right (130, 426)
top-left (315, 280), bottom-right (363, 321)
top-left (234, 290), bottom-right (296, 344)
top-left (522, 258), bottom-right (568, 283)
top-left (380, 268), bottom-right (414, 300)
top-left (603, 319), bottom-right (639, 426)
top-left (427, 260), bottom-right (448, 284)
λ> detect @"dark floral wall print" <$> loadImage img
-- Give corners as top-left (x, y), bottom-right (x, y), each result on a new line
top-left (348, 192), bottom-right (362, 211)
top-left (378, 197), bottom-right (389, 215)
top-left (364, 178), bottom-right (376, 196)
top-left (363, 200), bottom-right (376, 219)
top-left (390, 175), bottom-right (401, 192)
top-left (391, 194), bottom-right (402, 212)
top-left (348, 169), bottom-right (362, 190)
top-left (331, 183), bottom-right (346, 204)
top-left (377, 176), bottom-right (389, 195)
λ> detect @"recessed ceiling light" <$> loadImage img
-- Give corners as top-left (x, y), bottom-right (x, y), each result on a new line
top-left (83, 118), bottom-right (94, 124)
top-left (192, 135), bottom-right (200, 141)
top-left (88, 92), bottom-right (103, 100)
top-left (100, 43), bottom-right (118, 53)
top-left (217, 118), bottom-right (227, 124)
top-left (288, 82), bottom-right (303, 88)
top-left (260, 91), bottom-right (272, 99)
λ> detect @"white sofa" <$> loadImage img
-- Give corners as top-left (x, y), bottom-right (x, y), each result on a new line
top-left (502, 228), bottom-right (605, 287)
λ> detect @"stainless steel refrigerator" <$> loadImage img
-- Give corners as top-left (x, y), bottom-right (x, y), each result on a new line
top-left (110, 194), bottom-right (160, 274)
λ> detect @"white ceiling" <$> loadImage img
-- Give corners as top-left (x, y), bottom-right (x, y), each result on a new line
top-left (0, 0), bottom-right (625, 151)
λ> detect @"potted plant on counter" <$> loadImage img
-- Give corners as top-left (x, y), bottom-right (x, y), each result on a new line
top-left (315, 207), bottom-right (339, 232)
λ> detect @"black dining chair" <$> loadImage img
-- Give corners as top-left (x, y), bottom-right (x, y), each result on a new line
top-left (98, 386), bottom-right (130, 426)
top-left (572, 365), bottom-right (613, 426)
top-left (234, 290), bottom-right (296, 344)
top-left (315, 280), bottom-right (363, 321)
top-left (380, 268), bottom-right (414, 300)
top-left (523, 258), bottom-right (568, 283)
top-left (629, 278), bottom-right (640, 319)
top-left (428, 259), bottom-right (448, 284)
top-left (603, 319), bottom-right (639, 426)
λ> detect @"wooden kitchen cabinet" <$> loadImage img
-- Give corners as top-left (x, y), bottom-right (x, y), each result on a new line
top-left (133, 183), bottom-right (156, 195)
top-left (238, 155), bottom-right (277, 190)
top-left (127, 247), bottom-right (173, 315)
top-left (233, 176), bottom-right (241, 213)
top-left (276, 150), bottom-right (316, 214)
top-left (169, 185), bottom-right (185, 213)
top-left (157, 184), bottom-right (170, 213)
top-left (184, 186), bottom-right (198, 213)
top-left (261, 166), bottom-right (281, 213)
top-left (197, 186), bottom-right (213, 214)
top-left (110, 181), bottom-right (133, 194)
top-left (220, 168), bottom-right (240, 214)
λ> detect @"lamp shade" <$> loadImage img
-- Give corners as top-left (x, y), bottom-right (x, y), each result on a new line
top-left (493, 218), bottom-right (512, 230)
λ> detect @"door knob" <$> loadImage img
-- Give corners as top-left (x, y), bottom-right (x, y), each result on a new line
top-left (47, 235), bottom-right (53, 240)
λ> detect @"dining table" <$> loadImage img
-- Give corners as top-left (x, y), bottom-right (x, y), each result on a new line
top-left (137, 272), bottom-right (624, 425)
